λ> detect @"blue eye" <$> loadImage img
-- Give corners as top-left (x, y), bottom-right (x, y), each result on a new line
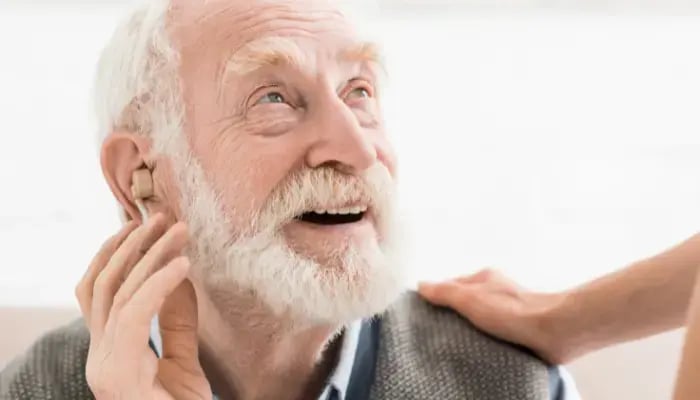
top-left (257, 92), bottom-right (286, 105)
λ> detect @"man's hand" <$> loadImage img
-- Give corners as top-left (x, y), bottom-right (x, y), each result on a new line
top-left (419, 269), bottom-right (569, 364)
top-left (75, 215), bottom-right (211, 400)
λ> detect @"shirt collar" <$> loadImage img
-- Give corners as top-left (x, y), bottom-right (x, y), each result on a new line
top-left (149, 318), bottom-right (362, 400)
top-left (319, 320), bottom-right (362, 400)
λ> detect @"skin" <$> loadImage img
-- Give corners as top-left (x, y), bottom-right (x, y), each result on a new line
top-left (75, 217), bottom-right (210, 399)
top-left (419, 233), bottom-right (700, 397)
top-left (674, 264), bottom-right (700, 400)
top-left (88, 1), bottom-right (396, 399)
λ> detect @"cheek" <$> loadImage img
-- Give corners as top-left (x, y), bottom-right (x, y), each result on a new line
top-left (364, 103), bottom-right (397, 177)
top-left (375, 134), bottom-right (398, 178)
top-left (188, 132), bottom-right (256, 223)
top-left (352, 99), bottom-right (381, 128)
top-left (190, 130), bottom-right (307, 224)
top-left (245, 106), bottom-right (300, 137)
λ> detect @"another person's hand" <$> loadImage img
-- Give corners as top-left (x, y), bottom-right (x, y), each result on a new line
top-left (74, 215), bottom-right (211, 400)
top-left (419, 269), bottom-right (569, 364)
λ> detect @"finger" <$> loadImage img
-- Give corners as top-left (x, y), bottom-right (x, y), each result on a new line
top-left (418, 281), bottom-right (482, 316)
top-left (90, 214), bottom-right (167, 339)
top-left (457, 270), bottom-right (524, 293)
top-left (75, 221), bottom-right (139, 324)
top-left (159, 278), bottom-right (199, 361)
top-left (419, 280), bottom-right (471, 308)
top-left (454, 268), bottom-right (501, 285)
top-left (115, 257), bottom-right (191, 347)
top-left (113, 223), bottom-right (189, 312)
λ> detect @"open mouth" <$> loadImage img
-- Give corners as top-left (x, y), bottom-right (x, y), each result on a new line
top-left (296, 206), bottom-right (368, 225)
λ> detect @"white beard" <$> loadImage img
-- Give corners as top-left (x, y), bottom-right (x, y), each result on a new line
top-left (162, 133), bottom-right (410, 326)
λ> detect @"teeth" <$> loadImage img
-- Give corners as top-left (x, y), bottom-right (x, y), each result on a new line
top-left (308, 206), bottom-right (368, 216)
top-left (320, 206), bottom-right (367, 215)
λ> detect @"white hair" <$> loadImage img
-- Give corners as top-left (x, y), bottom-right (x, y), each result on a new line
top-left (93, 0), bottom-right (182, 155)
top-left (93, 0), bottom-right (409, 325)
top-left (93, 0), bottom-right (187, 224)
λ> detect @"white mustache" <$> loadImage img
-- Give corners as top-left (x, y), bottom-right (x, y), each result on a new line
top-left (248, 163), bottom-right (395, 234)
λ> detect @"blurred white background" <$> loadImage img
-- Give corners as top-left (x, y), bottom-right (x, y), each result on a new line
top-left (2, 1), bottom-right (700, 398)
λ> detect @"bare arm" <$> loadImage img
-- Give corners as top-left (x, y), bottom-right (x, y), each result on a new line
top-left (673, 259), bottom-right (700, 400)
top-left (548, 233), bottom-right (700, 361)
top-left (419, 233), bottom-right (700, 364)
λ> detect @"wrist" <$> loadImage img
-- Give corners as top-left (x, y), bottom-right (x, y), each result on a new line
top-left (532, 291), bottom-right (576, 364)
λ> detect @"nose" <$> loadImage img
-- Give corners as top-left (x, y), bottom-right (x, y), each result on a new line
top-left (305, 97), bottom-right (377, 175)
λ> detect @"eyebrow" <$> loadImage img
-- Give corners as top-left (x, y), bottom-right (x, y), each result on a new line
top-left (224, 36), bottom-right (307, 77)
top-left (223, 37), bottom-right (386, 80)
top-left (340, 41), bottom-right (385, 71)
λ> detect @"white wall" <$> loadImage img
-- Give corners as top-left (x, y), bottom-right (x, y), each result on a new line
top-left (1, 2), bottom-right (699, 399)
top-left (3, 3), bottom-right (700, 307)
top-left (0, 5), bottom-right (124, 308)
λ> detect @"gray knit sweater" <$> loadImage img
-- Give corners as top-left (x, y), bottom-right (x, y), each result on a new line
top-left (0, 293), bottom-right (554, 399)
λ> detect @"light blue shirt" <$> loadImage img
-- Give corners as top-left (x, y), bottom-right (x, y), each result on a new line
top-left (317, 321), bottom-right (361, 400)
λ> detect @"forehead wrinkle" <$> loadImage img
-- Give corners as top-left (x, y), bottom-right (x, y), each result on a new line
top-left (215, 1), bottom-right (347, 35)
top-left (178, 1), bottom-right (349, 44)
top-left (171, 1), bottom-right (370, 104)
top-left (176, 8), bottom-right (351, 88)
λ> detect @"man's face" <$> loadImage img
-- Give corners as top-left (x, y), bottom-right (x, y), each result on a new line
top-left (164, 0), bottom-right (406, 323)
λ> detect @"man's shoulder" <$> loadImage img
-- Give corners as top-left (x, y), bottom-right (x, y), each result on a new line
top-left (0, 319), bottom-right (93, 400)
top-left (371, 291), bottom-right (556, 400)
top-left (380, 291), bottom-right (548, 364)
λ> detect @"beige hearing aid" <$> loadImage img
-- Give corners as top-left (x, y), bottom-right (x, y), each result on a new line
top-left (131, 168), bottom-right (154, 200)
top-left (131, 168), bottom-right (153, 221)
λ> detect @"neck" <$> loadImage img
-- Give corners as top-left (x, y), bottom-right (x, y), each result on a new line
top-left (193, 281), bottom-right (344, 400)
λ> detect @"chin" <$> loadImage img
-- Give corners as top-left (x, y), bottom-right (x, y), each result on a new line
top-left (201, 225), bottom-right (409, 326)
top-left (309, 243), bottom-right (407, 324)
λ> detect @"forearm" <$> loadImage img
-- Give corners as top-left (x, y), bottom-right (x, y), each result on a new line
top-left (545, 233), bottom-right (700, 362)
top-left (673, 266), bottom-right (700, 400)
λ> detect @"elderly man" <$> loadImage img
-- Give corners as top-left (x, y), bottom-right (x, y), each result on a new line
top-left (1, 1), bottom-right (577, 399)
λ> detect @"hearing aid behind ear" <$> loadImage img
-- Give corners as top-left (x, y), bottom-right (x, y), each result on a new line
top-left (131, 168), bottom-right (153, 222)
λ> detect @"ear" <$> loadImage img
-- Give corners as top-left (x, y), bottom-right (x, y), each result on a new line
top-left (100, 131), bottom-right (154, 222)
